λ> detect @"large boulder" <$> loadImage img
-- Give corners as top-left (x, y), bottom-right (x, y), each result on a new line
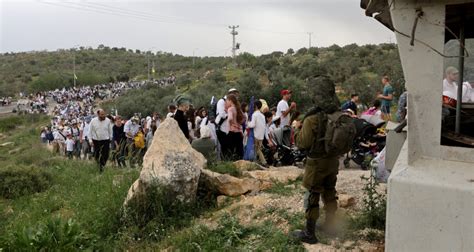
top-left (200, 169), bottom-right (261, 196)
top-left (124, 119), bottom-right (206, 207)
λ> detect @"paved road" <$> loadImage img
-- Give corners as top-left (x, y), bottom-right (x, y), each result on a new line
top-left (0, 103), bottom-right (15, 115)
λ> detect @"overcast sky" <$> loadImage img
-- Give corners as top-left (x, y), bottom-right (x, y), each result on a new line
top-left (0, 0), bottom-right (394, 56)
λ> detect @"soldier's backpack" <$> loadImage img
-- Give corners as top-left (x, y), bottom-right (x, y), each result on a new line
top-left (320, 111), bottom-right (356, 156)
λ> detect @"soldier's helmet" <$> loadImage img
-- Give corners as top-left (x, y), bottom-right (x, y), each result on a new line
top-left (308, 76), bottom-right (340, 114)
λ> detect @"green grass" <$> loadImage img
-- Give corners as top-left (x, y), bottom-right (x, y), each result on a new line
top-left (207, 161), bottom-right (242, 177)
top-left (264, 178), bottom-right (302, 196)
top-left (0, 114), bottom-right (140, 250)
top-left (158, 214), bottom-right (305, 251)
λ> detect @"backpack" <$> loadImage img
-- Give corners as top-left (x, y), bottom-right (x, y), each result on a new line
top-left (46, 132), bottom-right (54, 141)
top-left (320, 111), bottom-right (356, 156)
top-left (134, 132), bottom-right (145, 149)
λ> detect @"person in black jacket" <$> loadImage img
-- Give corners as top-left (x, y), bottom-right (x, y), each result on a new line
top-left (173, 95), bottom-right (191, 141)
top-left (113, 115), bottom-right (126, 167)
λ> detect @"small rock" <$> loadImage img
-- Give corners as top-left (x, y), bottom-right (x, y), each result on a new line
top-left (233, 160), bottom-right (262, 171)
top-left (338, 194), bottom-right (356, 208)
top-left (0, 142), bottom-right (14, 147)
top-left (244, 166), bottom-right (303, 184)
top-left (200, 169), bottom-right (261, 196)
top-left (260, 181), bottom-right (273, 191)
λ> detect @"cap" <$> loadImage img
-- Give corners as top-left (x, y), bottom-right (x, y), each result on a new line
top-left (280, 90), bottom-right (292, 96)
top-left (228, 88), bottom-right (238, 93)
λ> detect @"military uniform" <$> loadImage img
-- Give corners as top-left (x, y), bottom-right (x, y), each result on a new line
top-left (295, 113), bottom-right (339, 224)
top-left (291, 75), bottom-right (341, 244)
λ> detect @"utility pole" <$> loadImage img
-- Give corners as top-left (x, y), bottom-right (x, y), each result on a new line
top-left (229, 25), bottom-right (239, 58)
top-left (147, 54), bottom-right (150, 81)
top-left (308, 32), bottom-right (313, 48)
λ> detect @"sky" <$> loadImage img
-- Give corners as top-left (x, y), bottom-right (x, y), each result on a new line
top-left (0, 0), bottom-right (394, 56)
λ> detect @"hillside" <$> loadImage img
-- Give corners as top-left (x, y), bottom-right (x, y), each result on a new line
top-left (0, 44), bottom-right (403, 109)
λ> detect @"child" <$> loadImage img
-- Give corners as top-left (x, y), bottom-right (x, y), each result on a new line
top-left (65, 134), bottom-right (75, 159)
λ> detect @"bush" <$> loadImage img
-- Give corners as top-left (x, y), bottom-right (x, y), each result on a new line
top-left (7, 218), bottom-right (90, 250)
top-left (121, 183), bottom-right (212, 242)
top-left (349, 175), bottom-right (387, 231)
top-left (0, 166), bottom-right (53, 199)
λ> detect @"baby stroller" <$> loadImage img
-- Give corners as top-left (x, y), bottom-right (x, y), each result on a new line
top-left (266, 126), bottom-right (306, 166)
top-left (343, 118), bottom-right (386, 170)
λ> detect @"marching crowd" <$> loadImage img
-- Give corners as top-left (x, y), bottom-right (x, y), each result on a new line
top-left (38, 74), bottom-right (409, 173)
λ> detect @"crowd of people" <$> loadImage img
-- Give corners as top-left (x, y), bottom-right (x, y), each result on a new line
top-left (37, 74), bottom-right (411, 174)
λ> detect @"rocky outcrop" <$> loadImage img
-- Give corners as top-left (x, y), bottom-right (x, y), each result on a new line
top-left (124, 119), bottom-right (206, 207)
top-left (200, 169), bottom-right (261, 197)
top-left (243, 166), bottom-right (304, 184)
top-left (233, 160), bottom-right (263, 171)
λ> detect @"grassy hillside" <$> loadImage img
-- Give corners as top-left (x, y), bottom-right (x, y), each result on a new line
top-left (100, 44), bottom-right (404, 118)
top-left (0, 44), bottom-right (403, 107)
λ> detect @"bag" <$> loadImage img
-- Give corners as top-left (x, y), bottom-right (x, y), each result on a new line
top-left (46, 132), bottom-right (54, 141)
top-left (208, 96), bottom-right (218, 121)
top-left (321, 111), bottom-right (356, 156)
top-left (134, 132), bottom-right (145, 149)
top-left (362, 107), bottom-right (378, 116)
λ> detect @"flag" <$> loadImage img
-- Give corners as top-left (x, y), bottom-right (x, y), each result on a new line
top-left (244, 96), bottom-right (255, 161)
top-left (74, 74), bottom-right (78, 80)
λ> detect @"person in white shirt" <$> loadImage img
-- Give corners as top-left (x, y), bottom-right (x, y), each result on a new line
top-left (276, 89), bottom-right (296, 128)
top-left (88, 109), bottom-right (113, 172)
top-left (247, 100), bottom-right (267, 166)
top-left (65, 134), bottom-right (75, 159)
top-left (443, 66), bottom-right (459, 101)
top-left (215, 88), bottom-right (239, 159)
top-left (80, 116), bottom-right (92, 160)
top-left (166, 104), bottom-right (176, 119)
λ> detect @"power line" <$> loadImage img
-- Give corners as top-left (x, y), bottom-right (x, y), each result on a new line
top-left (39, 1), bottom-right (308, 35)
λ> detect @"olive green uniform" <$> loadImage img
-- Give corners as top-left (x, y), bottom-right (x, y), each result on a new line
top-left (295, 113), bottom-right (339, 223)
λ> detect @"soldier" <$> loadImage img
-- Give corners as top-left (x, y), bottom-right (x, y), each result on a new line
top-left (292, 76), bottom-right (341, 244)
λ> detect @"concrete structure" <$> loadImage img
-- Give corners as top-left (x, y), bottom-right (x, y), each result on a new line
top-left (384, 121), bottom-right (406, 172)
top-left (363, 1), bottom-right (474, 251)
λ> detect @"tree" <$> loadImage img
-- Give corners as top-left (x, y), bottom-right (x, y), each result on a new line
top-left (286, 48), bottom-right (294, 55)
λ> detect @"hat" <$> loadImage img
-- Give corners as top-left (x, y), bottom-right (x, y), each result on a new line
top-left (228, 88), bottom-right (238, 93)
top-left (174, 95), bottom-right (191, 106)
top-left (280, 89), bottom-right (292, 96)
top-left (71, 119), bottom-right (77, 124)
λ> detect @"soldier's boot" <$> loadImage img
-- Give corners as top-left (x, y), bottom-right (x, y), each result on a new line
top-left (291, 219), bottom-right (318, 244)
top-left (317, 199), bottom-right (338, 236)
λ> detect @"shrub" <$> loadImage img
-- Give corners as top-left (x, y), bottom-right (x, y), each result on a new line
top-left (7, 218), bottom-right (90, 251)
top-left (0, 166), bottom-right (53, 199)
top-left (349, 175), bottom-right (387, 231)
top-left (121, 184), bottom-right (212, 242)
